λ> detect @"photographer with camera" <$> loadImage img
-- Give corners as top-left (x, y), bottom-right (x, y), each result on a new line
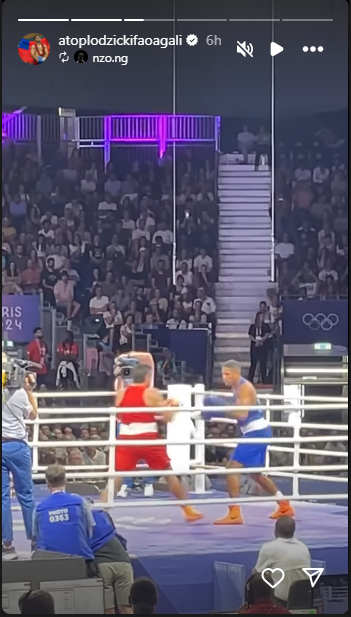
top-left (2, 366), bottom-right (37, 560)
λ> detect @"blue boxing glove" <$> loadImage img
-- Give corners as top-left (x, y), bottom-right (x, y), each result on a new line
top-left (201, 395), bottom-right (232, 420)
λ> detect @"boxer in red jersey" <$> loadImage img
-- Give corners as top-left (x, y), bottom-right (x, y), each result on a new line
top-left (115, 363), bottom-right (203, 523)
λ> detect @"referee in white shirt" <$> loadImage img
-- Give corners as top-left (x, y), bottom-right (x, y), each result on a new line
top-left (2, 373), bottom-right (37, 560)
top-left (254, 516), bottom-right (311, 605)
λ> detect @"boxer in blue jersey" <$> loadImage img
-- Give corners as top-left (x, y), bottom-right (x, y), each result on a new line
top-left (203, 360), bottom-right (295, 525)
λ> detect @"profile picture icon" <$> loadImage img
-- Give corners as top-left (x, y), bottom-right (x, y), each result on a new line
top-left (18, 33), bottom-right (50, 65)
top-left (74, 50), bottom-right (88, 64)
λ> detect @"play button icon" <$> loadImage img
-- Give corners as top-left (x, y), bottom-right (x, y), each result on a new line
top-left (270, 42), bottom-right (284, 56)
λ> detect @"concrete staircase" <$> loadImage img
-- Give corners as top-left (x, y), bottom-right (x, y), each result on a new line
top-left (213, 157), bottom-right (272, 386)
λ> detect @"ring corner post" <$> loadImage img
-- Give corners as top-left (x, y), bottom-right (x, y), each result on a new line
top-left (193, 383), bottom-right (206, 494)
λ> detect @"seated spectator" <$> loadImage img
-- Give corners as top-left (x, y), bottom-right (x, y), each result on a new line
top-left (149, 288), bottom-right (167, 318)
top-left (194, 248), bottom-right (213, 274)
top-left (195, 287), bottom-right (216, 319)
top-left (54, 270), bottom-right (81, 325)
top-left (132, 219), bottom-right (150, 243)
top-left (151, 259), bottom-right (170, 294)
top-left (156, 348), bottom-right (178, 386)
top-left (294, 163), bottom-right (311, 183)
top-left (83, 439), bottom-right (107, 466)
top-left (166, 308), bottom-right (187, 329)
top-left (312, 162), bottom-right (330, 185)
top-left (68, 449), bottom-right (84, 466)
top-left (176, 247), bottom-right (193, 272)
top-left (318, 222), bottom-right (335, 250)
top-left (122, 210), bottom-right (136, 232)
top-left (33, 465), bottom-right (95, 560)
top-left (21, 258), bottom-right (41, 292)
top-left (318, 257), bottom-right (339, 284)
top-left (19, 590), bottom-right (55, 614)
top-left (275, 233), bottom-right (295, 261)
top-left (90, 508), bottom-right (133, 614)
top-left (104, 172), bottom-right (121, 198)
top-left (81, 170), bottom-right (96, 194)
top-left (253, 517), bottom-right (311, 606)
top-left (176, 261), bottom-right (193, 286)
top-left (130, 579), bottom-right (158, 615)
top-left (119, 315), bottom-right (134, 351)
top-left (12, 244), bottom-right (27, 271)
top-left (292, 263), bottom-right (319, 298)
top-left (238, 574), bottom-right (290, 614)
top-left (152, 221), bottom-right (173, 245)
top-left (98, 192), bottom-right (118, 216)
top-left (38, 219), bottom-right (55, 241)
top-left (90, 284), bottom-right (109, 315)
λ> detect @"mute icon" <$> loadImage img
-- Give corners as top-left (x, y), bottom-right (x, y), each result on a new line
top-left (302, 568), bottom-right (325, 588)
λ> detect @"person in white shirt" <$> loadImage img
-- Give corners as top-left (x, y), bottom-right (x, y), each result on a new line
top-left (194, 248), bottom-right (213, 273)
top-left (166, 309), bottom-right (187, 329)
top-left (254, 517), bottom-right (311, 604)
top-left (65, 199), bottom-right (83, 218)
top-left (40, 211), bottom-right (58, 228)
top-left (195, 288), bottom-right (216, 315)
top-left (275, 234), bottom-right (295, 260)
top-left (104, 173), bottom-right (121, 197)
top-left (319, 259), bottom-right (339, 283)
top-left (81, 171), bottom-right (96, 194)
top-left (38, 221), bottom-right (55, 241)
top-left (176, 262), bottom-right (193, 286)
top-left (313, 164), bottom-right (330, 185)
top-left (237, 124), bottom-right (255, 163)
top-left (318, 223), bottom-right (335, 249)
top-left (89, 285), bottom-right (109, 315)
top-left (137, 210), bottom-right (156, 232)
top-left (152, 222), bottom-right (173, 245)
top-left (122, 210), bottom-right (136, 231)
top-left (294, 165), bottom-right (312, 183)
top-left (47, 244), bottom-right (65, 271)
top-left (98, 192), bottom-right (118, 215)
top-left (132, 219), bottom-right (151, 242)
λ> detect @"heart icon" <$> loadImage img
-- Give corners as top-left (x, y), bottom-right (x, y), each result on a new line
top-left (261, 568), bottom-right (285, 589)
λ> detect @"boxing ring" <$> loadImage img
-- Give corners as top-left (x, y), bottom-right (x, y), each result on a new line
top-left (13, 387), bottom-right (348, 614)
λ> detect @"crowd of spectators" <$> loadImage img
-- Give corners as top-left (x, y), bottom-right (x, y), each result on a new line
top-left (2, 147), bottom-right (218, 353)
top-left (274, 128), bottom-right (348, 299)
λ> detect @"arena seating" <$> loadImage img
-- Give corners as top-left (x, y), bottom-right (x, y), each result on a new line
top-left (274, 127), bottom-right (348, 300)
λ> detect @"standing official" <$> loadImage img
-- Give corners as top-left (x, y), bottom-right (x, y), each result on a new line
top-left (2, 373), bottom-right (37, 560)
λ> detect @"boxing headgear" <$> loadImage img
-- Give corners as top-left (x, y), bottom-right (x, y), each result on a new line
top-left (114, 355), bottom-right (141, 380)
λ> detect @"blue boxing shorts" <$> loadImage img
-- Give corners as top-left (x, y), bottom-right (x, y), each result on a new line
top-left (231, 426), bottom-right (272, 468)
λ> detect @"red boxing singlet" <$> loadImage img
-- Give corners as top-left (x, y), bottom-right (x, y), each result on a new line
top-left (118, 384), bottom-right (157, 426)
top-left (115, 384), bottom-right (170, 471)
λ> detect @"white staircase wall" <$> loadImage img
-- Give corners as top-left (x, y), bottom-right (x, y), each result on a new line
top-left (214, 160), bottom-right (274, 385)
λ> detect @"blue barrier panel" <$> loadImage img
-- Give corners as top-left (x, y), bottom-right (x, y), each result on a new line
top-left (282, 300), bottom-right (348, 346)
top-left (214, 561), bottom-right (246, 612)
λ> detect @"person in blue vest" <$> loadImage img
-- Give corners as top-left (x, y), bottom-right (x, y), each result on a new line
top-left (90, 507), bottom-right (134, 614)
top-left (32, 465), bottom-right (95, 561)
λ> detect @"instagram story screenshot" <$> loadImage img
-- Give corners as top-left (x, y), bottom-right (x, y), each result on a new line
top-left (1, 0), bottom-right (348, 615)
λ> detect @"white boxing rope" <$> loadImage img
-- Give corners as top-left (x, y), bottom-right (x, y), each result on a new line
top-left (28, 435), bottom-right (348, 449)
top-left (27, 386), bottom-right (348, 504)
top-left (36, 403), bottom-right (348, 414)
top-left (28, 464), bottom-right (348, 480)
top-left (34, 390), bottom-right (348, 403)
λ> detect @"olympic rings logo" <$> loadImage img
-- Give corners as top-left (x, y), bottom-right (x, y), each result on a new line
top-left (302, 313), bottom-right (339, 331)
